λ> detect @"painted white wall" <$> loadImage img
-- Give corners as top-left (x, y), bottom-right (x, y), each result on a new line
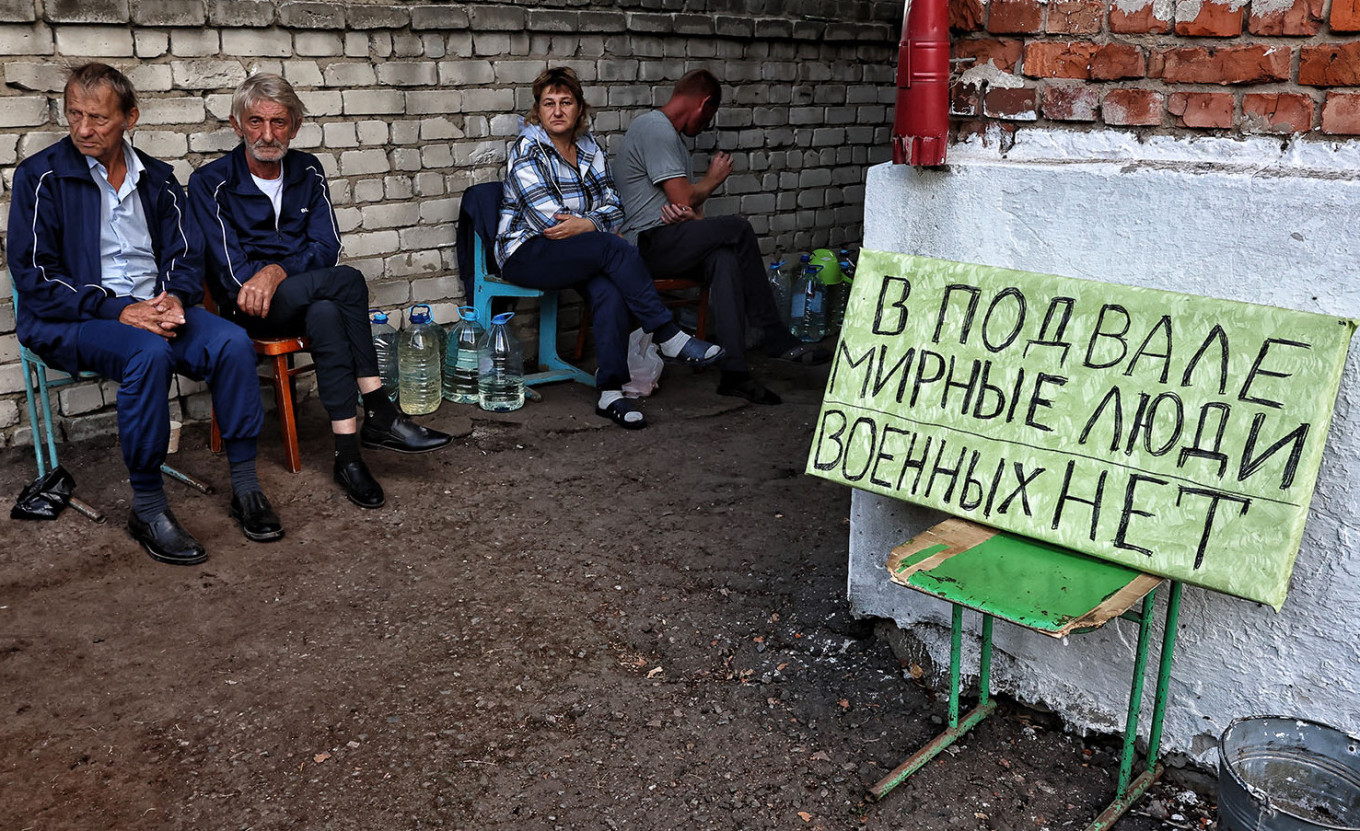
top-left (851, 128), bottom-right (1360, 764)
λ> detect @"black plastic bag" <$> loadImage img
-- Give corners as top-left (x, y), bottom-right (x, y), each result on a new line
top-left (11, 465), bottom-right (75, 521)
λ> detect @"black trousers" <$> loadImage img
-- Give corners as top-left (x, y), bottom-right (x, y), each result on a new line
top-left (240, 266), bottom-right (380, 421)
top-left (637, 215), bottom-right (781, 373)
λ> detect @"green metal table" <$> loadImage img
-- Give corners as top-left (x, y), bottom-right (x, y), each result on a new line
top-left (870, 518), bottom-right (1184, 831)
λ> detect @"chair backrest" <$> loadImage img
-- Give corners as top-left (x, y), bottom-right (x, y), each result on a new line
top-left (456, 181), bottom-right (505, 297)
top-left (461, 181), bottom-right (504, 240)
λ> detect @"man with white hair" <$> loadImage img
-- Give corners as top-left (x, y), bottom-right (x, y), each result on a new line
top-left (189, 74), bottom-right (451, 510)
top-left (8, 63), bottom-right (277, 564)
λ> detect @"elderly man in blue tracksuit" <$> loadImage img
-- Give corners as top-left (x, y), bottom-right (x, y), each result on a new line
top-left (7, 63), bottom-right (280, 565)
top-left (188, 73), bottom-right (450, 510)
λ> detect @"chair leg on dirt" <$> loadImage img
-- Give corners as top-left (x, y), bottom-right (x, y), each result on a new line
top-left (271, 353), bottom-right (302, 474)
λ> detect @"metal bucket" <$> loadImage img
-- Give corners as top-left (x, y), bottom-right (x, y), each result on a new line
top-left (1219, 716), bottom-right (1360, 831)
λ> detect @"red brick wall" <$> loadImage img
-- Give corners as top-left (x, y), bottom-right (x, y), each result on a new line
top-left (948, 0), bottom-right (1360, 136)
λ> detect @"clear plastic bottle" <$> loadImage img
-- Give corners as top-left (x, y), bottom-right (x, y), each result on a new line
top-left (478, 311), bottom-right (525, 412)
top-left (791, 264), bottom-right (827, 343)
top-left (809, 249), bottom-right (844, 333)
top-left (832, 249), bottom-right (857, 332)
top-left (398, 304), bottom-right (442, 415)
top-left (768, 260), bottom-right (792, 327)
top-left (838, 248), bottom-right (858, 279)
top-left (789, 254), bottom-right (812, 338)
top-left (369, 308), bottom-right (399, 402)
top-left (442, 306), bottom-right (484, 404)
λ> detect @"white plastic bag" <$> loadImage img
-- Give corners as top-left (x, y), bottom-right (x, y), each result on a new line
top-left (623, 327), bottom-right (663, 398)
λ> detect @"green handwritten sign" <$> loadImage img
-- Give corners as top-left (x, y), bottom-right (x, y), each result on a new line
top-left (807, 251), bottom-right (1356, 609)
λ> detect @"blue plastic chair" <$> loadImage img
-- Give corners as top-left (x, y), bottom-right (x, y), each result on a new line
top-left (462, 184), bottom-right (594, 388)
top-left (9, 276), bottom-right (213, 522)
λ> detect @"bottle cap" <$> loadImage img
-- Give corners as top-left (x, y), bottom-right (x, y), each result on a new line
top-left (409, 303), bottom-right (432, 325)
top-left (769, 260), bottom-right (785, 270)
top-left (491, 312), bottom-right (515, 325)
top-left (370, 309), bottom-right (389, 324)
top-left (458, 306), bottom-right (478, 323)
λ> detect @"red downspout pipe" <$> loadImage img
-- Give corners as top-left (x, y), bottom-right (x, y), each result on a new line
top-left (892, 0), bottom-right (951, 166)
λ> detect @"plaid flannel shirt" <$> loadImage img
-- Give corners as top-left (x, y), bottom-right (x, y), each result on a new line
top-left (495, 124), bottom-right (624, 267)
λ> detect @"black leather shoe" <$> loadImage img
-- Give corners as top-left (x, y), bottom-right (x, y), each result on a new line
top-left (127, 510), bottom-right (208, 566)
top-left (229, 490), bottom-right (284, 542)
top-left (360, 416), bottom-right (453, 454)
top-left (334, 458), bottom-right (385, 509)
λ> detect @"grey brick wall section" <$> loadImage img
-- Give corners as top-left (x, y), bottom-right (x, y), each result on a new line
top-left (279, 3), bottom-right (345, 30)
top-left (0, 0), bottom-right (897, 447)
top-left (207, 0), bottom-right (275, 27)
top-left (347, 5), bottom-right (410, 30)
top-left (409, 6), bottom-right (470, 31)
top-left (131, 0), bottom-right (204, 27)
top-left (0, 0), bottom-right (35, 22)
top-left (44, 0), bottom-right (127, 24)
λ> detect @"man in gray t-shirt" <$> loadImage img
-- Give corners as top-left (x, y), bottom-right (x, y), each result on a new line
top-left (615, 70), bottom-right (830, 405)
top-left (616, 109), bottom-right (698, 245)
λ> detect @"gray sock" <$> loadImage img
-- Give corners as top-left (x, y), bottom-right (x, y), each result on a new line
top-left (230, 458), bottom-right (262, 497)
top-left (132, 488), bottom-right (170, 522)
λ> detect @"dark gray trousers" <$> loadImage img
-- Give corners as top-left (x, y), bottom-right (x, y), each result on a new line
top-left (241, 265), bottom-right (379, 421)
top-left (636, 215), bottom-right (781, 373)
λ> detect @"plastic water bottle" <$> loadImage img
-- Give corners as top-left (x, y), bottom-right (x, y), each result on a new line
top-left (809, 249), bottom-right (845, 333)
top-left (791, 264), bottom-right (827, 343)
top-left (768, 260), bottom-right (792, 327)
top-left (838, 248), bottom-right (857, 278)
top-left (398, 304), bottom-right (442, 415)
top-left (443, 306), bottom-right (484, 404)
top-left (370, 308), bottom-right (399, 401)
top-left (833, 249), bottom-right (857, 332)
top-left (789, 252), bottom-right (813, 334)
top-left (478, 311), bottom-right (525, 412)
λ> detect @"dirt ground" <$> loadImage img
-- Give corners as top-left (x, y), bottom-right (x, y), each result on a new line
top-left (0, 353), bottom-right (1216, 830)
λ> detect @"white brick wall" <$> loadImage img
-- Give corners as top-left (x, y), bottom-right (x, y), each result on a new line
top-left (0, 0), bottom-right (897, 446)
top-left (54, 25), bottom-right (135, 56)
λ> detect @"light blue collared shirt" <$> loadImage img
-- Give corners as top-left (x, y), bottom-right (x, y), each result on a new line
top-left (87, 142), bottom-right (158, 300)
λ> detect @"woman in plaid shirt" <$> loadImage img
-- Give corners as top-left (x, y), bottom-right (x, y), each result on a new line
top-left (496, 67), bottom-right (725, 430)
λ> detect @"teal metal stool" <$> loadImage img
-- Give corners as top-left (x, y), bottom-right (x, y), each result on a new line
top-left (10, 279), bottom-right (213, 522)
top-left (872, 518), bottom-right (1183, 831)
top-left (467, 217), bottom-right (594, 389)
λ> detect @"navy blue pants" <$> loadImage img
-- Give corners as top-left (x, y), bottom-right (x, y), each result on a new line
top-left (238, 266), bottom-right (380, 422)
top-left (502, 232), bottom-right (678, 391)
top-left (74, 306), bottom-right (262, 492)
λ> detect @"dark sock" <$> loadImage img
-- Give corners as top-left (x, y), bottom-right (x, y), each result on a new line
top-left (335, 431), bottom-right (362, 465)
top-left (362, 389), bottom-right (398, 430)
top-left (652, 321), bottom-right (681, 343)
top-left (764, 325), bottom-right (800, 357)
top-left (230, 458), bottom-right (262, 497)
top-left (132, 487), bottom-right (170, 522)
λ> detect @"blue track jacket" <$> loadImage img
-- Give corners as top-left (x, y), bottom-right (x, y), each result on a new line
top-left (188, 145), bottom-right (342, 307)
top-left (6, 136), bottom-right (202, 374)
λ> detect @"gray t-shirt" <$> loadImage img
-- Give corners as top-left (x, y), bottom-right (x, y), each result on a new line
top-left (616, 110), bottom-right (690, 245)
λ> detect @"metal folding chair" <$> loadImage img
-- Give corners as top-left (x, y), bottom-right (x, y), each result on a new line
top-left (871, 518), bottom-right (1183, 831)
